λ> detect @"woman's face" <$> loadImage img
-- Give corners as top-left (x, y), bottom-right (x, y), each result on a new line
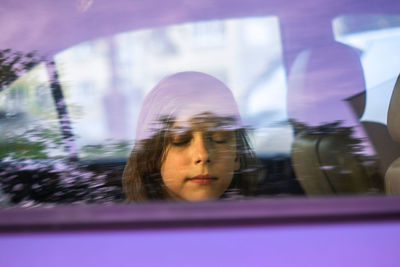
top-left (160, 121), bottom-right (239, 201)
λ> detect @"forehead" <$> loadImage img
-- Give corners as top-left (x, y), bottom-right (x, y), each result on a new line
top-left (169, 113), bottom-right (238, 132)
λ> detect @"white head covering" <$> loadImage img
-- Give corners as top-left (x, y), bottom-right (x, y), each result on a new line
top-left (136, 71), bottom-right (242, 141)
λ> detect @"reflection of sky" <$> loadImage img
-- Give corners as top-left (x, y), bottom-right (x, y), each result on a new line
top-left (362, 77), bottom-right (397, 125)
top-left (335, 27), bottom-right (400, 125)
top-left (246, 65), bottom-right (287, 125)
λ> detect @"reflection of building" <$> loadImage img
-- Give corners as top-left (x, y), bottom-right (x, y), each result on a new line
top-left (53, 17), bottom-right (288, 157)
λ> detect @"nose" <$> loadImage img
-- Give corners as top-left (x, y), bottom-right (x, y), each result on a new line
top-left (192, 132), bottom-right (211, 164)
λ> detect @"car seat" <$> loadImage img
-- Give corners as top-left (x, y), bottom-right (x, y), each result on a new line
top-left (385, 75), bottom-right (400, 194)
top-left (287, 42), bottom-right (384, 195)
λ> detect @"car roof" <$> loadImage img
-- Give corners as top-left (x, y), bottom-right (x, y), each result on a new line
top-left (1, 0), bottom-right (399, 58)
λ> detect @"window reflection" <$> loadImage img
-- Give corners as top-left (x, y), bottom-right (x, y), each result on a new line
top-left (54, 16), bottom-right (288, 158)
top-left (0, 16), bottom-right (291, 205)
top-left (2, 12), bottom-right (398, 206)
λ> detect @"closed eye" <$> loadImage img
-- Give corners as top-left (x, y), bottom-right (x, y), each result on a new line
top-left (210, 131), bottom-right (232, 144)
top-left (171, 133), bottom-right (192, 146)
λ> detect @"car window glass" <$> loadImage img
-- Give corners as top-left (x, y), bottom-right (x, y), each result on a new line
top-left (1, 5), bottom-right (400, 206)
top-left (54, 16), bottom-right (290, 159)
top-left (1, 16), bottom-right (295, 206)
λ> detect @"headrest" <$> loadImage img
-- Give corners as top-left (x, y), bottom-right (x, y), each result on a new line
top-left (387, 75), bottom-right (400, 142)
top-left (287, 42), bottom-right (365, 127)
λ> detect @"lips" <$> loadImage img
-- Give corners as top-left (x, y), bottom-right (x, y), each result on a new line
top-left (188, 175), bottom-right (217, 184)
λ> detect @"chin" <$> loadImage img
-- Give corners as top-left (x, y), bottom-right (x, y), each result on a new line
top-left (184, 192), bottom-right (223, 202)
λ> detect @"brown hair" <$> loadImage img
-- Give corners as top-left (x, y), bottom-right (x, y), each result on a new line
top-left (122, 127), bottom-right (259, 202)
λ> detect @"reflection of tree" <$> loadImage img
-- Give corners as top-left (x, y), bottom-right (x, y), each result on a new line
top-left (0, 49), bottom-right (124, 206)
top-left (0, 49), bottom-right (42, 91)
top-left (291, 120), bottom-right (365, 153)
top-left (290, 119), bottom-right (384, 193)
top-left (80, 141), bottom-right (132, 158)
top-left (0, 121), bottom-right (124, 205)
top-left (0, 121), bottom-right (63, 159)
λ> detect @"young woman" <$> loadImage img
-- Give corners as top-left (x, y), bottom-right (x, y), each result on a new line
top-left (122, 71), bottom-right (259, 201)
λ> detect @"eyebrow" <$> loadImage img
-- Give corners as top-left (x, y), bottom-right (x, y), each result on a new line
top-left (168, 126), bottom-right (191, 133)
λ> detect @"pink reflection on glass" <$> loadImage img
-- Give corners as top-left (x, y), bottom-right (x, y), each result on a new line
top-left (136, 71), bottom-right (242, 142)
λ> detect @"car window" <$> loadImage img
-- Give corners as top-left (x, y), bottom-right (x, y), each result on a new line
top-left (0, 1), bottom-right (399, 206)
